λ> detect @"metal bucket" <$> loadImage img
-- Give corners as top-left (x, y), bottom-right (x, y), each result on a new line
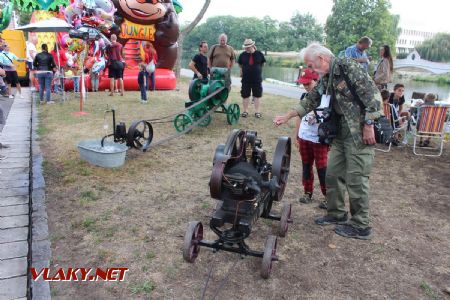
top-left (77, 139), bottom-right (128, 168)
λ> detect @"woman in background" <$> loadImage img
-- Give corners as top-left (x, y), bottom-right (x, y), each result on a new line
top-left (374, 45), bottom-right (393, 91)
top-left (143, 42), bottom-right (158, 91)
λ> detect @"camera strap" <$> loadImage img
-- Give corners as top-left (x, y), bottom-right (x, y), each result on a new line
top-left (338, 63), bottom-right (366, 113)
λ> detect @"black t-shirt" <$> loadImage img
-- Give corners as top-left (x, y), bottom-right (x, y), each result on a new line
top-left (192, 53), bottom-right (208, 79)
top-left (238, 50), bottom-right (266, 83)
top-left (389, 93), bottom-right (405, 109)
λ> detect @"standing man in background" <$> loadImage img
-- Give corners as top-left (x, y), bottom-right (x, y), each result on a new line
top-left (208, 33), bottom-right (235, 91)
top-left (345, 36), bottom-right (372, 72)
top-left (26, 35), bottom-right (38, 89)
top-left (189, 41), bottom-right (209, 82)
top-left (106, 34), bottom-right (124, 96)
top-left (238, 38), bottom-right (265, 118)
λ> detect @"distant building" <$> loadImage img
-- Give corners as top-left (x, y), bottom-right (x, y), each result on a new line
top-left (396, 28), bottom-right (436, 54)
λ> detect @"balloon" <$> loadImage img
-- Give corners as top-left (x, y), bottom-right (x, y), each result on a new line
top-left (97, 38), bottom-right (105, 50)
top-left (91, 57), bottom-right (105, 74)
top-left (38, 0), bottom-right (54, 10)
top-left (84, 56), bottom-right (95, 69)
top-left (60, 34), bottom-right (70, 48)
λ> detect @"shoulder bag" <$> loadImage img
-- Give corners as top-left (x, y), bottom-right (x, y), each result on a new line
top-left (338, 63), bottom-right (392, 144)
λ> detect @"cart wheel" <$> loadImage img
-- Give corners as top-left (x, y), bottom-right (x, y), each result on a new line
top-left (226, 104), bottom-right (240, 125)
top-left (278, 203), bottom-right (292, 237)
top-left (196, 108), bottom-right (212, 127)
top-left (272, 137), bottom-right (291, 201)
top-left (188, 78), bottom-right (203, 101)
top-left (261, 235), bottom-right (277, 279)
top-left (174, 113), bottom-right (194, 133)
top-left (126, 120), bottom-right (153, 151)
top-left (183, 221), bottom-right (203, 263)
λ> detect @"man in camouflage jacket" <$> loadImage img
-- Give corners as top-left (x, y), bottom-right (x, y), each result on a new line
top-left (274, 43), bottom-right (383, 240)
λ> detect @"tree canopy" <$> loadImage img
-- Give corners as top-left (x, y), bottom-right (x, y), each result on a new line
top-left (182, 13), bottom-right (324, 58)
top-left (416, 33), bottom-right (450, 62)
top-left (325, 0), bottom-right (399, 58)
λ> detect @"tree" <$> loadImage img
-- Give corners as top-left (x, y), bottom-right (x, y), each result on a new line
top-left (259, 16), bottom-right (278, 55)
top-left (416, 33), bottom-right (450, 62)
top-left (278, 12), bottom-right (324, 51)
top-left (325, 0), bottom-right (399, 58)
top-left (174, 0), bottom-right (211, 78)
top-left (183, 13), bottom-right (322, 56)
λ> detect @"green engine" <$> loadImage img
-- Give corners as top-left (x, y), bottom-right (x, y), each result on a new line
top-left (173, 68), bottom-right (240, 132)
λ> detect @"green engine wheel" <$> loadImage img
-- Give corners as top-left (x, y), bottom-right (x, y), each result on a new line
top-left (226, 103), bottom-right (240, 125)
top-left (174, 113), bottom-right (194, 133)
top-left (188, 78), bottom-right (203, 101)
top-left (195, 108), bottom-right (212, 127)
top-left (208, 80), bottom-right (228, 106)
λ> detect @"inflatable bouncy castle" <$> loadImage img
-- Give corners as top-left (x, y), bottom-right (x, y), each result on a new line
top-left (19, 0), bottom-right (180, 91)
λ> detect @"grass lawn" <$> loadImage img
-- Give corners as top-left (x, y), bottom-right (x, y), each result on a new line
top-left (39, 78), bottom-right (450, 299)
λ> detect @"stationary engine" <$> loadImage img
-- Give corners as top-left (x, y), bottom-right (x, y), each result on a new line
top-left (183, 129), bottom-right (292, 279)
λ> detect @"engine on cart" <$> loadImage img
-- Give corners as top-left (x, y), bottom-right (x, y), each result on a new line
top-left (183, 129), bottom-right (292, 279)
top-left (173, 68), bottom-right (240, 132)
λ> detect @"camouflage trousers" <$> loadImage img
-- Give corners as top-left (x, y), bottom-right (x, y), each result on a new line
top-left (326, 119), bottom-right (374, 229)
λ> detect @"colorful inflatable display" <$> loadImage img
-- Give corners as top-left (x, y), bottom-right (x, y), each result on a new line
top-left (17, 0), bottom-right (181, 91)
top-left (64, 0), bottom-right (179, 90)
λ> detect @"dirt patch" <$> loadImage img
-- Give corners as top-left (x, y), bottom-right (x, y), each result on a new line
top-left (40, 80), bottom-right (450, 299)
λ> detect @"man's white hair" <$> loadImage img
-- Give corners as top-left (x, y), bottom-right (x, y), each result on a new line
top-left (299, 42), bottom-right (334, 61)
top-left (219, 33), bottom-right (228, 41)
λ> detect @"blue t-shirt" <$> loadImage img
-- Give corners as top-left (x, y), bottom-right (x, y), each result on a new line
top-left (0, 51), bottom-right (19, 71)
top-left (344, 45), bottom-right (369, 72)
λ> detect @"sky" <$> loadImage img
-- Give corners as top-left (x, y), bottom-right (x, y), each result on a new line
top-left (178, 0), bottom-right (450, 33)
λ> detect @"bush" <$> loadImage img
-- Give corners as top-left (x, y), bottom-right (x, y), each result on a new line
top-left (396, 53), bottom-right (408, 59)
top-left (413, 74), bottom-right (450, 84)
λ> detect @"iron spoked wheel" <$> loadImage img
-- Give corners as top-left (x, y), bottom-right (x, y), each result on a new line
top-left (213, 144), bottom-right (225, 165)
top-left (208, 80), bottom-right (228, 106)
top-left (188, 78), bottom-right (203, 101)
top-left (223, 129), bottom-right (246, 157)
top-left (261, 235), bottom-right (278, 279)
top-left (278, 203), bottom-right (292, 237)
top-left (126, 120), bottom-right (153, 151)
top-left (174, 113), bottom-right (194, 133)
top-left (272, 136), bottom-right (291, 201)
top-left (183, 221), bottom-right (204, 263)
top-left (210, 162), bottom-right (224, 200)
top-left (195, 108), bottom-right (212, 127)
top-left (226, 104), bottom-right (240, 125)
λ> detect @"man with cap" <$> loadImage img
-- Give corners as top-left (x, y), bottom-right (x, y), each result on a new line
top-left (208, 33), bottom-right (235, 91)
top-left (238, 38), bottom-right (266, 118)
top-left (295, 68), bottom-right (329, 208)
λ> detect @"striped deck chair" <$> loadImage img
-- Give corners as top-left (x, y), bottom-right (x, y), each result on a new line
top-left (413, 105), bottom-right (449, 156)
top-left (375, 103), bottom-right (408, 152)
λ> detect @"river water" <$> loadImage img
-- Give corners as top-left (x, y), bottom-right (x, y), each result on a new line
top-left (182, 59), bottom-right (450, 101)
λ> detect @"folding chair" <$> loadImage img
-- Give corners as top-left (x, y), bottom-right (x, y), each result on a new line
top-left (375, 103), bottom-right (408, 152)
top-left (411, 92), bottom-right (425, 100)
top-left (413, 105), bottom-right (448, 156)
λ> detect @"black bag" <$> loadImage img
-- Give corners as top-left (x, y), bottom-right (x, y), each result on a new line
top-left (317, 107), bottom-right (339, 145)
top-left (374, 116), bottom-right (393, 144)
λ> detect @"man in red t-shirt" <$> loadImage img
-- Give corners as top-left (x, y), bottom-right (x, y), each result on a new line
top-left (106, 34), bottom-right (124, 96)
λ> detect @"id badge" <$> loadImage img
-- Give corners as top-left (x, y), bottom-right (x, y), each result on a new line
top-left (318, 94), bottom-right (331, 108)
